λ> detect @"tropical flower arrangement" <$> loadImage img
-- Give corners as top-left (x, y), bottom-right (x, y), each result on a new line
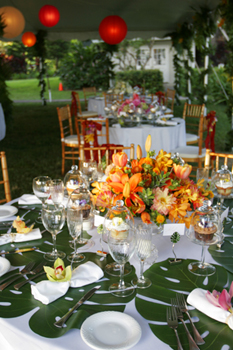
top-left (118, 93), bottom-right (150, 116)
top-left (206, 281), bottom-right (233, 314)
top-left (91, 135), bottom-right (214, 227)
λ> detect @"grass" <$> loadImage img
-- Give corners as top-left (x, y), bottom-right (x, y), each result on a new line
top-left (6, 77), bottom-right (84, 101)
top-left (0, 78), bottom-right (231, 200)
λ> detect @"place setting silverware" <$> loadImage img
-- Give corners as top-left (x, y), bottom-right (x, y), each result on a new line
top-left (0, 260), bottom-right (45, 291)
top-left (14, 270), bottom-right (46, 290)
top-left (54, 285), bottom-right (101, 328)
top-left (171, 298), bottom-right (200, 350)
top-left (0, 246), bottom-right (39, 255)
top-left (166, 306), bottom-right (183, 350)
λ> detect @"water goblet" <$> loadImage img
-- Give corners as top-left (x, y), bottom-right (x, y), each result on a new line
top-left (49, 179), bottom-right (64, 207)
top-left (32, 176), bottom-right (51, 223)
top-left (108, 225), bottom-right (136, 297)
top-left (132, 225), bottom-right (152, 288)
top-left (67, 207), bottom-right (85, 263)
top-left (42, 203), bottom-right (66, 261)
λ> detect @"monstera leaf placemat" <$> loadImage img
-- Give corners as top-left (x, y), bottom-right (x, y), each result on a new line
top-left (135, 258), bottom-right (233, 350)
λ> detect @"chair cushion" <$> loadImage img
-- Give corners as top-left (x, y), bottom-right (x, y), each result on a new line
top-left (186, 133), bottom-right (199, 143)
top-left (62, 135), bottom-right (79, 145)
top-left (171, 146), bottom-right (206, 158)
top-left (81, 111), bottom-right (98, 118)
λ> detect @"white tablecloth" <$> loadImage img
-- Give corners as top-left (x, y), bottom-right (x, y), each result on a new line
top-left (88, 97), bottom-right (106, 116)
top-left (0, 199), bottom-right (220, 350)
top-left (100, 118), bottom-right (186, 157)
top-left (0, 103), bottom-right (6, 141)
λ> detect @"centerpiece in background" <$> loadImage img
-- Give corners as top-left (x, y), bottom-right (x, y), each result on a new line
top-left (117, 93), bottom-right (150, 124)
top-left (91, 135), bottom-right (214, 229)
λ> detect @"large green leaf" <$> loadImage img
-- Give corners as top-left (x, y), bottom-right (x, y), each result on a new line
top-left (0, 252), bottom-right (137, 338)
top-left (135, 258), bottom-right (233, 350)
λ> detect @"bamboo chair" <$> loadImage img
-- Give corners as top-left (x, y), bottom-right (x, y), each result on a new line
top-left (103, 92), bottom-right (124, 107)
top-left (57, 105), bottom-right (80, 175)
top-left (183, 103), bottom-right (205, 145)
top-left (71, 91), bottom-right (98, 119)
top-left (204, 149), bottom-right (233, 174)
top-left (171, 113), bottom-right (206, 172)
top-left (0, 151), bottom-right (11, 204)
top-left (165, 88), bottom-right (175, 112)
top-left (83, 87), bottom-right (97, 111)
top-left (79, 144), bottom-right (135, 165)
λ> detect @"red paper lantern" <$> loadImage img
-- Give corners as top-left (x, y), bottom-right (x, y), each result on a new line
top-left (39, 5), bottom-right (60, 27)
top-left (99, 15), bottom-right (127, 45)
top-left (22, 32), bottom-right (36, 47)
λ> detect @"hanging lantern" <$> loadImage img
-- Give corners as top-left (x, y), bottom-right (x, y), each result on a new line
top-left (39, 5), bottom-right (60, 28)
top-left (0, 6), bottom-right (25, 39)
top-left (99, 15), bottom-right (127, 45)
top-left (22, 32), bottom-right (36, 47)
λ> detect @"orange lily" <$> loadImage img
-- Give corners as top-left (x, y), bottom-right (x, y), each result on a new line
top-left (145, 134), bottom-right (151, 154)
top-left (141, 212), bottom-right (152, 224)
top-left (168, 201), bottom-right (191, 222)
top-left (136, 145), bottom-right (142, 159)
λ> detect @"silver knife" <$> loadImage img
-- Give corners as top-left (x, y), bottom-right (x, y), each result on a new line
top-left (0, 247), bottom-right (39, 255)
top-left (54, 285), bottom-right (101, 328)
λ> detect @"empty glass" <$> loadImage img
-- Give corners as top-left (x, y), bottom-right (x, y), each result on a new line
top-left (196, 168), bottom-right (209, 189)
top-left (132, 225), bottom-right (152, 288)
top-left (67, 207), bottom-right (85, 263)
top-left (49, 179), bottom-right (64, 207)
top-left (42, 203), bottom-right (66, 261)
top-left (80, 160), bottom-right (98, 183)
top-left (32, 176), bottom-right (51, 223)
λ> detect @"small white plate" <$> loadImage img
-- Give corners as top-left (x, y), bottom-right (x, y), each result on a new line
top-left (0, 206), bottom-right (18, 220)
top-left (81, 311), bottom-right (142, 350)
top-left (0, 257), bottom-right (11, 276)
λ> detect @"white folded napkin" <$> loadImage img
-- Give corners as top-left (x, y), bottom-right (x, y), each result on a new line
top-left (18, 194), bottom-right (42, 205)
top-left (187, 288), bottom-right (233, 330)
top-left (0, 228), bottom-right (42, 246)
top-left (31, 261), bottom-right (103, 305)
top-left (156, 119), bottom-right (177, 126)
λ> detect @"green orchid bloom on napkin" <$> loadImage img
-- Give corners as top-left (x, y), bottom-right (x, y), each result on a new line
top-left (44, 258), bottom-right (72, 282)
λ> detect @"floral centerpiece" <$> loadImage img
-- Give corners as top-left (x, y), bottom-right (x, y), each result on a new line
top-left (118, 93), bottom-right (150, 117)
top-left (91, 135), bottom-right (213, 227)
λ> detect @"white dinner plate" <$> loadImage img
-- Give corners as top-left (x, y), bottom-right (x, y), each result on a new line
top-left (0, 205), bottom-right (18, 220)
top-left (80, 311), bottom-right (142, 350)
top-left (0, 256), bottom-right (11, 277)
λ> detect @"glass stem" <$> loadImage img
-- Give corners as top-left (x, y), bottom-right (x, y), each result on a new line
top-left (139, 259), bottom-right (145, 281)
top-left (118, 264), bottom-right (125, 289)
top-left (200, 245), bottom-right (206, 268)
top-left (52, 234), bottom-right (58, 257)
top-left (73, 238), bottom-right (77, 256)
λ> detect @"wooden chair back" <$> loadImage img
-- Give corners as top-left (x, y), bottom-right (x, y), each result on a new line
top-left (165, 88), bottom-right (175, 112)
top-left (79, 144), bottom-right (135, 165)
top-left (0, 151), bottom-right (11, 203)
top-left (83, 87), bottom-right (97, 111)
top-left (76, 118), bottom-right (109, 145)
top-left (57, 105), bottom-right (74, 139)
top-left (183, 103), bottom-right (205, 143)
top-left (103, 92), bottom-right (124, 107)
top-left (204, 149), bottom-right (233, 173)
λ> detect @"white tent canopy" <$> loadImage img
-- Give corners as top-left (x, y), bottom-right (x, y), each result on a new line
top-left (0, 0), bottom-right (220, 41)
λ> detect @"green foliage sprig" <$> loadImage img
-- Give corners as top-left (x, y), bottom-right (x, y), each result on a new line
top-left (33, 30), bottom-right (48, 105)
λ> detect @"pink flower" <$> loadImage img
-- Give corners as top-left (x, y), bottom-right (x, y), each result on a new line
top-left (112, 152), bottom-right (128, 167)
top-left (206, 282), bottom-right (233, 312)
top-left (151, 187), bottom-right (176, 215)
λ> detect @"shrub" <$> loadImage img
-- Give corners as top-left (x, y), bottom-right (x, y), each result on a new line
top-left (59, 41), bottom-right (115, 90)
top-left (115, 69), bottom-right (163, 93)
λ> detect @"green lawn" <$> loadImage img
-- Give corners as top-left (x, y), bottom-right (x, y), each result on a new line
top-left (6, 77), bottom-right (84, 101)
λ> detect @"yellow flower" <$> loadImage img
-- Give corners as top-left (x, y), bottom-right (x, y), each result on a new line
top-left (84, 133), bottom-right (94, 143)
top-left (156, 214), bottom-right (165, 224)
top-left (145, 134), bottom-right (151, 153)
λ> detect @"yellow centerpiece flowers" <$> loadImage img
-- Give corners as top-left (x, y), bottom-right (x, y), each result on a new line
top-left (91, 135), bottom-right (213, 228)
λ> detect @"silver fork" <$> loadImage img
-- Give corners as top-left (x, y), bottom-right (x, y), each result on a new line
top-left (176, 294), bottom-right (205, 345)
top-left (166, 307), bottom-right (183, 350)
top-left (172, 299), bottom-right (200, 350)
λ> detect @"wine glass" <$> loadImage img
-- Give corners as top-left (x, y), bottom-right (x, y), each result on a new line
top-left (80, 160), bottom-right (98, 183)
top-left (42, 203), bottom-right (66, 261)
top-left (132, 224), bottom-right (152, 289)
top-left (67, 207), bottom-right (85, 263)
top-left (196, 168), bottom-right (209, 189)
top-left (49, 179), bottom-right (64, 207)
top-left (32, 176), bottom-right (51, 223)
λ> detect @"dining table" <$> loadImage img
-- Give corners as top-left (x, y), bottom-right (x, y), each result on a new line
top-left (0, 195), bottom-right (232, 350)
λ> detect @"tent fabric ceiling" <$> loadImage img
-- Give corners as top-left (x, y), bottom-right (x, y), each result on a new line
top-left (0, 0), bottom-right (220, 41)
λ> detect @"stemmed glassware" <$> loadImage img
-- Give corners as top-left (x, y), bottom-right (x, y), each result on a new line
top-left (42, 203), bottom-right (66, 261)
top-left (49, 179), bottom-right (64, 207)
top-left (80, 160), bottom-right (98, 183)
top-left (67, 207), bottom-right (85, 263)
top-left (32, 176), bottom-right (51, 223)
top-left (104, 200), bottom-right (136, 297)
top-left (132, 224), bottom-right (152, 289)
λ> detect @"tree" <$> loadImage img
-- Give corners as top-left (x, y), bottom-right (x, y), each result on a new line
top-left (46, 40), bottom-right (70, 70)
